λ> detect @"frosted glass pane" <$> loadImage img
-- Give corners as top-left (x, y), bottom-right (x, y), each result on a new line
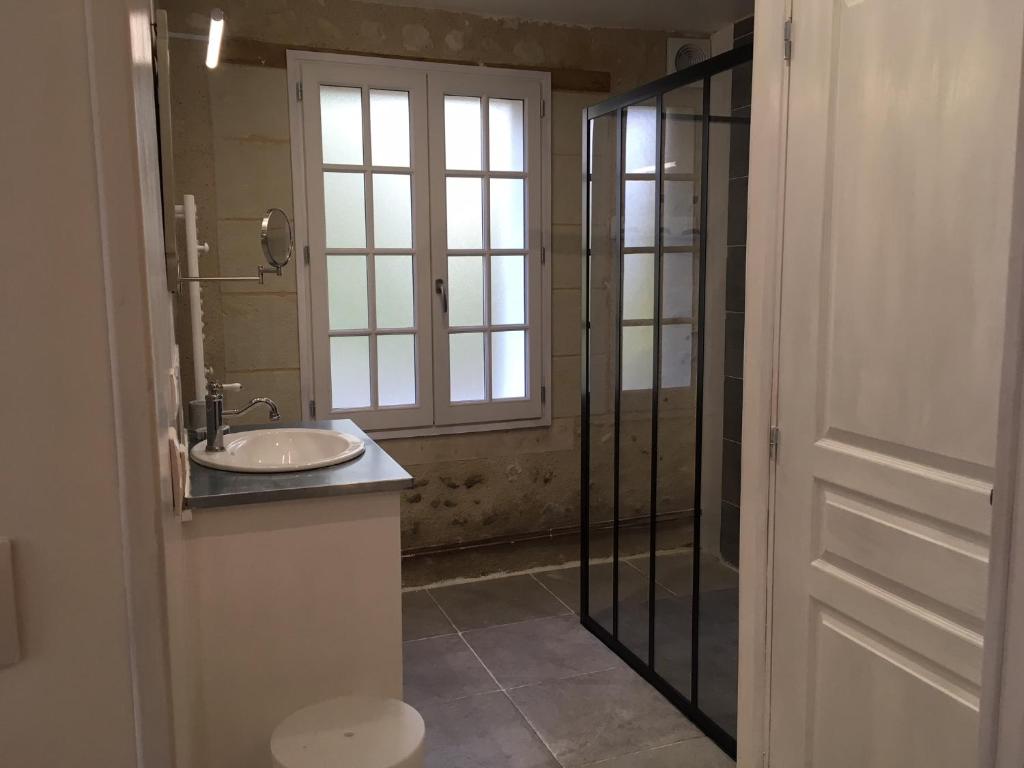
top-left (489, 99), bottom-right (524, 172)
top-left (492, 330), bottom-right (526, 399)
top-left (661, 323), bottom-right (692, 388)
top-left (624, 104), bottom-right (657, 173)
top-left (327, 255), bottom-right (368, 330)
top-left (448, 256), bottom-right (483, 327)
top-left (621, 326), bottom-right (654, 390)
top-left (623, 252), bottom-right (655, 321)
top-left (444, 96), bottom-right (482, 170)
top-left (664, 180), bottom-right (695, 246)
top-left (331, 336), bottom-right (371, 409)
top-left (662, 252), bottom-right (693, 319)
top-left (446, 177), bottom-right (483, 248)
top-left (663, 105), bottom-right (698, 174)
top-left (489, 178), bottom-right (525, 249)
top-left (490, 255), bottom-right (525, 325)
top-left (449, 332), bottom-right (485, 401)
top-left (320, 86), bottom-right (363, 165)
top-left (375, 255), bottom-right (414, 329)
top-left (324, 172), bottom-right (366, 248)
top-left (377, 334), bottom-right (416, 406)
top-left (372, 174), bottom-right (412, 248)
top-left (369, 90), bottom-right (410, 167)
top-left (624, 180), bottom-right (655, 247)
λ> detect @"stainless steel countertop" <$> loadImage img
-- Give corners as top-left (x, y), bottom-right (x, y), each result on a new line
top-left (186, 419), bottom-right (413, 509)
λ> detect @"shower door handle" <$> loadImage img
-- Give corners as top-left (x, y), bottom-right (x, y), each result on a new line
top-left (435, 278), bottom-right (449, 314)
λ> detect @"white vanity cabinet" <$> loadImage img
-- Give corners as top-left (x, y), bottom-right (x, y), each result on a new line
top-left (183, 421), bottom-right (411, 768)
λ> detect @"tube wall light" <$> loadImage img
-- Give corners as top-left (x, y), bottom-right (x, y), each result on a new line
top-left (206, 9), bottom-right (224, 69)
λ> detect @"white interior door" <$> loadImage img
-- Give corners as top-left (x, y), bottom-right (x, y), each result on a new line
top-left (768, 0), bottom-right (1023, 766)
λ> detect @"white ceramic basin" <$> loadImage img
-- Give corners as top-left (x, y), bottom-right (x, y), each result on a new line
top-left (191, 428), bottom-right (365, 473)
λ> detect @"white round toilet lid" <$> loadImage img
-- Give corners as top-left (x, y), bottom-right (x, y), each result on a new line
top-left (271, 695), bottom-right (425, 768)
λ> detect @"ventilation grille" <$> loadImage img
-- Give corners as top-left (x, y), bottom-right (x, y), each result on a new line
top-left (674, 43), bottom-right (708, 71)
top-left (666, 37), bottom-right (712, 75)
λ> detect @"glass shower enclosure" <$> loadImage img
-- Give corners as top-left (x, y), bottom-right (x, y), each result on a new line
top-left (580, 44), bottom-right (753, 757)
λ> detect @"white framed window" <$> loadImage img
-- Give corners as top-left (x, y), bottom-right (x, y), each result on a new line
top-left (289, 52), bottom-right (551, 436)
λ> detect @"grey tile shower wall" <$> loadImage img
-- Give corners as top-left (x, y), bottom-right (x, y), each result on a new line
top-left (720, 18), bottom-right (753, 567)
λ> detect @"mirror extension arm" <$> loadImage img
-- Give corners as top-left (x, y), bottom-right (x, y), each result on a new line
top-left (178, 264), bottom-right (282, 286)
top-left (177, 207), bottom-right (294, 288)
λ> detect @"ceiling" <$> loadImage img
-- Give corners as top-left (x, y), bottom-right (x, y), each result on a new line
top-left (362, 0), bottom-right (755, 34)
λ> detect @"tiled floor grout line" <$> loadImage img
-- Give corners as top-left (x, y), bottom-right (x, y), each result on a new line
top-left (401, 545), bottom-right (699, 592)
top-left (502, 664), bottom-right (622, 694)
top-left (405, 668), bottom-right (722, 767)
top-left (500, 688), bottom-right (570, 768)
top-left (423, 588), bottom-right (504, 693)
top-left (420, 661), bottom-right (622, 707)
top-left (507, 668), bottom-right (713, 768)
top-left (621, 554), bottom-right (740, 600)
top-left (489, 663), bottom-right (703, 768)
top-left (418, 568), bottom-right (733, 646)
top-left (528, 572), bottom-right (578, 615)
top-left (403, 561), bottom-right (587, 592)
top-left (403, 629), bottom-right (460, 644)
top-left (574, 734), bottom-right (713, 768)
top-left (423, 588), bottom-right (565, 766)
top-left (454, 610), bottom-right (575, 635)
top-left (409, 601), bottom-right (621, 689)
top-left (620, 557), bottom-right (647, 580)
top-left (622, 554), bottom-right (694, 598)
top-left (425, 587), bottom-right (573, 634)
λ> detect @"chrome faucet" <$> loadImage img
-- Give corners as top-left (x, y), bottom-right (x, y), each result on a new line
top-left (205, 379), bottom-right (280, 452)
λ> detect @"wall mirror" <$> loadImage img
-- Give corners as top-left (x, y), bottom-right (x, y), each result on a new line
top-left (261, 207), bottom-right (293, 270)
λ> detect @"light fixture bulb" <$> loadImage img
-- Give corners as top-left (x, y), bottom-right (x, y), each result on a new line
top-left (206, 9), bottom-right (224, 69)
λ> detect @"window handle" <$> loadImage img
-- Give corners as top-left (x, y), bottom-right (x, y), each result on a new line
top-left (435, 278), bottom-right (448, 314)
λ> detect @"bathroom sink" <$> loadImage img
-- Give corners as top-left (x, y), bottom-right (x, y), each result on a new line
top-left (190, 428), bottom-right (365, 473)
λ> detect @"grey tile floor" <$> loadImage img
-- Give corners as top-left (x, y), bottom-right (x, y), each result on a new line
top-left (402, 566), bottom-right (734, 768)
top-left (585, 554), bottom-right (741, 736)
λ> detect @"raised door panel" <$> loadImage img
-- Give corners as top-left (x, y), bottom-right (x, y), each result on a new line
top-left (810, 611), bottom-right (979, 768)
top-left (821, 0), bottom-right (1013, 470)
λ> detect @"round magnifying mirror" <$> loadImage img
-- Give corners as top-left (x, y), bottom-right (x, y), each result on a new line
top-left (260, 208), bottom-right (293, 270)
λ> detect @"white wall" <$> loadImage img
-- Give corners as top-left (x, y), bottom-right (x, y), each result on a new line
top-left (0, 2), bottom-right (180, 766)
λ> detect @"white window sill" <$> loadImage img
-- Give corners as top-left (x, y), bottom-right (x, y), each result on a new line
top-left (366, 413), bottom-right (552, 441)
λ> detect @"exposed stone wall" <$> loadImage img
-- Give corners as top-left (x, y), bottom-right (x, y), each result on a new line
top-left (164, 0), bottom-right (691, 551)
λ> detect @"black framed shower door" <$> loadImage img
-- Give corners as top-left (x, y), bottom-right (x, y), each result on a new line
top-left (579, 43), bottom-right (753, 758)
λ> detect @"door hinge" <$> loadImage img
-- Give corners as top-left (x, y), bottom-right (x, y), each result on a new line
top-left (308, 399), bottom-right (316, 419)
top-left (769, 425), bottom-right (780, 460)
top-left (296, 81), bottom-right (304, 101)
top-left (303, 244), bottom-right (310, 265)
top-left (540, 246), bottom-right (546, 265)
top-left (541, 99), bottom-right (546, 118)
top-left (784, 18), bottom-right (793, 61)
top-left (541, 384), bottom-right (547, 404)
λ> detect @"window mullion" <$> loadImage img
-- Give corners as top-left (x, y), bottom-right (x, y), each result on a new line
top-left (361, 87), bottom-right (380, 409)
top-left (481, 94), bottom-right (493, 401)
